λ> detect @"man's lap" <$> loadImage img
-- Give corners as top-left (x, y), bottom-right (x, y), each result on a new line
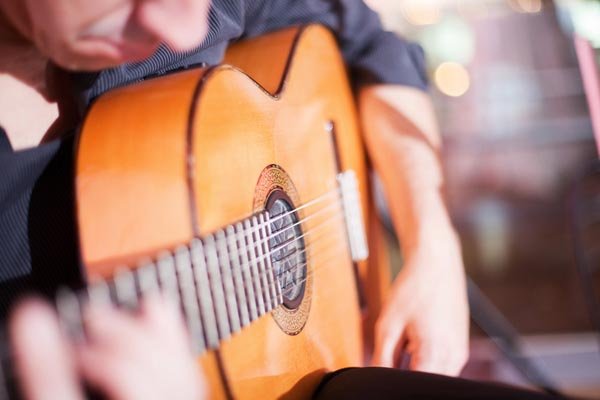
top-left (314, 367), bottom-right (562, 400)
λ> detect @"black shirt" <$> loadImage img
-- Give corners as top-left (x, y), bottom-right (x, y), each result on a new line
top-left (0, 0), bottom-right (427, 316)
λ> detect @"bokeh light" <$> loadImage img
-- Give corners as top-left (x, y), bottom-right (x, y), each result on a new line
top-left (556, 0), bottom-right (600, 46)
top-left (434, 61), bottom-right (471, 97)
top-left (507, 0), bottom-right (543, 13)
top-left (400, 0), bottom-right (442, 25)
top-left (419, 15), bottom-right (475, 66)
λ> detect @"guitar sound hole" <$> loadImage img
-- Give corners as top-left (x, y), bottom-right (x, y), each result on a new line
top-left (267, 191), bottom-right (306, 310)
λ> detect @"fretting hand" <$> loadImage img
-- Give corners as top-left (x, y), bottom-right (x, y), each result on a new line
top-left (10, 296), bottom-right (206, 400)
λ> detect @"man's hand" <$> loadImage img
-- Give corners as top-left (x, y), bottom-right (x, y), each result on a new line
top-left (10, 296), bottom-right (206, 400)
top-left (77, 296), bottom-right (205, 400)
top-left (359, 85), bottom-right (469, 376)
top-left (10, 300), bottom-right (82, 400)
top-left (372, 226), bottom-right (469, 375)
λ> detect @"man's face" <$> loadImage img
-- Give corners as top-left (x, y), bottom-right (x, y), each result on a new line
top-left (20, 0), bottom-right (211, 71)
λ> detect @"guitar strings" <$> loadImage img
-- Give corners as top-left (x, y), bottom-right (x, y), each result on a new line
top-left (87, 208), bottom-right (345, 308)
top-left (103, 184), bottom-right (354, 299)
top-left (72, 187), bottom-right (361, 335)
top-left (246, 203), bottom-right (342, 263)
top-left (227, 218), bottom-right (347, 303)
top-left (169, 210), bottom-right (345, 307)
top-left (56, 183), bottom-right (364, 352)
top-left (211, 186), bottom-right (342, 256)
top-left (236, 182), bottom-right (360, 259)
top-left (125, 199), bottom-right (345, 297)
top-left (278, 242), bottom-right (350, 299)
top-left (183, 236), bottom-right (348, 332)
top-left (197, 186), bottom-right (339, 249)
top-left (251, 186), bottom-right (340, 228)
top-left (208, 245), bottom-right (350, 351)
top-left (197, 206), bottom-right (346, 296)
top-left (259, 233), bottom-right (348, 303)
top-left (192, 181), bottom-right (362, 301)
top-left (66, 216), bottom-right (354, 348)
top-left (242, 197), bottom-right (342, 256)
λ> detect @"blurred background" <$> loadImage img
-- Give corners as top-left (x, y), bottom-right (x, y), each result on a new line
top-left (366, 0), bottom-right (600, 398)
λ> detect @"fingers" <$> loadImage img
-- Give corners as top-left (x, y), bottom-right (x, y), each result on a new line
top-left (139, 294), bottom-right (190, 346)
top-left (372, 313), bottom-right (469, 376)
top-left (371, 315), bottom-right (406, 367)
top-left (444, 345), bottom-right (469, 376)
top-left (10, 297), bottom-right (205, 400)
top-left (78, 304), bottom-right (149, 400)
top-left (10, 299), bottom-right (84, 400)
top-left (408, 330), bottom-right (469, 376)
top-left (408, 340), bottom-right (438, 374)
top-left (78, 297), bottom-right (204, 400)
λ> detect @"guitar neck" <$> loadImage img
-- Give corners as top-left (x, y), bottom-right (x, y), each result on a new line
top-left (59, 170), bottom-right (364, 349)
top-left (58, 208), bottom-right (286, 354)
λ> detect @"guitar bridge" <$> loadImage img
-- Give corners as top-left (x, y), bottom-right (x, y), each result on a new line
top-left (337, 170), bottom-right (369, 262)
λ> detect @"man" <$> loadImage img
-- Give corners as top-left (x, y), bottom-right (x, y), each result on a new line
top-left (1, 3), bottom-right (212, 399)
top-left (0, 0), bottom-right (554, 398)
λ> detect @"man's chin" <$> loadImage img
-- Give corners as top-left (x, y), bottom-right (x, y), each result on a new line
top-left (53, 41), bottom-right (158, 72)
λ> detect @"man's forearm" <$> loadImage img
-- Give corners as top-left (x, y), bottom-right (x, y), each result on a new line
top-left (358, 84), bottom-right (458, 256)
top-left (362, 84), bottom-right (469, 374)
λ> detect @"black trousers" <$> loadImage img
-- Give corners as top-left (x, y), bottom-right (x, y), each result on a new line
top-left (313, 368), bottom-right (567, 400)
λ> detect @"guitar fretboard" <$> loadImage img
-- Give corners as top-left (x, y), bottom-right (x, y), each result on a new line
top-left (56, 170), bottom-right (366, 357)
top-left (57, 210), bottom-right (292, 355)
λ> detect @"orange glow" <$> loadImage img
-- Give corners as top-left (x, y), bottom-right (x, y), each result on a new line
top-left (507, 0), bottom-right (543, 13)
top-left (434, 62), bottom-right (471, 97)
top-left (401, 0), bottom-right (442, 26)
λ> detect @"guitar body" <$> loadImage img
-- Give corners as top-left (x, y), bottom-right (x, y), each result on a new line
top-left (76, 25), bottom-right (390, 399)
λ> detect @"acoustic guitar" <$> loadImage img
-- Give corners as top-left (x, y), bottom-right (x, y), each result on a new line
top-left (4, 25), bottom-right (392, 399)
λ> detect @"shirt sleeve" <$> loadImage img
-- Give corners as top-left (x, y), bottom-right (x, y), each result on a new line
top-left (242, 0), bottom-right (428, 90)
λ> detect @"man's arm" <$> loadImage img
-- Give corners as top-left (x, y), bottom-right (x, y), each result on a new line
top-left (360, 85), bottom-right (469, 375)
top-left (243, 0), bottom-right (468, 376)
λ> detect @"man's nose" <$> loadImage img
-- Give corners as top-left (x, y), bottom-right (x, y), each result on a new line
top-left (136, 0), bottom-right (211, 52)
